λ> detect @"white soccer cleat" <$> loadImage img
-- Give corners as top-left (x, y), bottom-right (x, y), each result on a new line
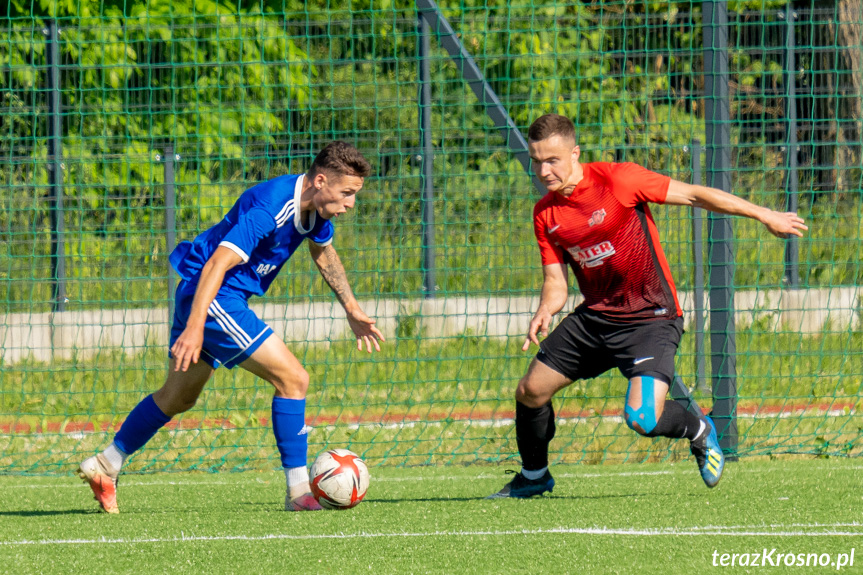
top-left (285, 491), bottom-right (323, 512)
top-left (77, 454), bottom-right (119, 514)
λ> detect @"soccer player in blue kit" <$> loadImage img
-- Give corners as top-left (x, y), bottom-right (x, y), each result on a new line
top-left (78, 142), bottom-right (385, 512)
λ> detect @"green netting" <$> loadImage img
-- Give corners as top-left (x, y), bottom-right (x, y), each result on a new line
top-left (1, 1), bottom-right (861, 474)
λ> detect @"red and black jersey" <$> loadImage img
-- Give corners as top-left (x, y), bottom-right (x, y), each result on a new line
top-left (533, 161), bottom-right (682, 323)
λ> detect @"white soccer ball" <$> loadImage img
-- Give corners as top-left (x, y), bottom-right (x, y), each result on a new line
top-left (310, 448), bottom-right (370, 509)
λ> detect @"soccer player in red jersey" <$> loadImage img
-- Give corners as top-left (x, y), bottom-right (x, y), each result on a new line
top-left (490, 114), bottom-right (807, 498)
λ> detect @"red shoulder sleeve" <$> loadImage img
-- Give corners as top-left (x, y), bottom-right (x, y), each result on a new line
top-left (609, 162), bottom-right (671, 207)
top-left (533, 200), bottom-right (565, 266)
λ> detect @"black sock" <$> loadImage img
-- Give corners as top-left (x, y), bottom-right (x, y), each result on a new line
top-left (515, 401), bottom-right (556, 470)
top-left (645, 400), bottom-right (702, 440)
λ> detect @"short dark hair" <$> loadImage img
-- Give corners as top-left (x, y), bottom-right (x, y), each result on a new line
top-left (528, 114), bottom-right (576, 144)
top-left (309, 141), bottom-right (372, 179)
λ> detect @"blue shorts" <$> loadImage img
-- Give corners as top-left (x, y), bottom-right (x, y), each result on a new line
top-left (170, 280), bottom-right (273, 369)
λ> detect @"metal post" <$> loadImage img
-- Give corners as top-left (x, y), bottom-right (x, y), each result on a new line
top-left (416, 0), bottom-right (544, 195)
top-left (164, 147), bottom-right (177, 322)
top-left (46, 21), bottom-right (66, 312)
top-left (418, 12), bottom-right (436, 298)
top-left (691, 140), bottom-right (707, 392)
top-left (782, 7), bottom-right (800, 288)
top-left (703, 0), bottom-right (737, 458)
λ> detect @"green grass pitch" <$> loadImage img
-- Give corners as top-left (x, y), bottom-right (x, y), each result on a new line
top-left (2, 459), bottom-right (860, 574)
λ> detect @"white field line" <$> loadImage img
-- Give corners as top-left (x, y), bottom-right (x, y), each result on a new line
top-left (3, 524), bottom-right (862, 546)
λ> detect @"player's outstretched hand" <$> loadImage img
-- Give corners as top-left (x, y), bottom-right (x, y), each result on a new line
top-left (522, 309), bottom-right (553, 352)
top-left (346, 307), bottom-right (385, 353)
top-left (170, 327), bottom-right (204, 371)
top-left (761, 210), bottom-right (808, 239)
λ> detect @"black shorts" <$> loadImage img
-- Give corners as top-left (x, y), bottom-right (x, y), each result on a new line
top-left (536, 306), bottom-right (684, 383)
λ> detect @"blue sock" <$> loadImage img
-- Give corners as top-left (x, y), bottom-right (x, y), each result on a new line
top-left (113, 394), bottom-right (172, 455)
top-left (272, 397), bottom-right (308, 468)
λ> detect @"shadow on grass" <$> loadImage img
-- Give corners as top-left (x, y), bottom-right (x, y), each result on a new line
top-left (0, 509), bottom-right (94, 517)
top-left (367, 492), bottom-right (658, 504)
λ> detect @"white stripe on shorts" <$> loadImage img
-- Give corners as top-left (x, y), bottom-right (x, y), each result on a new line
top-left (209, 300), bottom-right (253, 348)
top-left (211, 300), bottom-right (255, 346)
top-left (207, 300), bottom-right (253, 348)
top-left (209, 313), bottom-right (248, 350)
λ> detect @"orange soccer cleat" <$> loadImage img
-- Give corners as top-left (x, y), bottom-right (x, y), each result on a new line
top-left (285, 491), bottom-right (323, 512)
top-left (77, 454), bottom-right (119, 514)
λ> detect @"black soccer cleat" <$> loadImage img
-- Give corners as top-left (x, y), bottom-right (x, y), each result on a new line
top-left (487, 469), bottom-right (555, 499)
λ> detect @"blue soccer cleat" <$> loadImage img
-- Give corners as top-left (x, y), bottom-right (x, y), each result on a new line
top-left (690, 416), bottom-right (725, 488)
top-left (487, 470), bottom-right (555, 499)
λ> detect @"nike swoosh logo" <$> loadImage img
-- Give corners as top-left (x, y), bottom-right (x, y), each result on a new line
top-left (633, 357), bottom-right (654, 365)
top-left (547, 224), bottom-right (561, 234)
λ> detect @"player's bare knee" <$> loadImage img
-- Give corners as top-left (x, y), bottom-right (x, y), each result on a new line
top-left (171, 396), bottom-right (198, 416)
top-left (515, 378), bottom-right (547, 408)
top-left (624, 415), bottom-right (648, 436)
top-left (153, 388), bottom-right (196, 417)
top-left (624, 404), bottom-right (658, 436)
top-left (271, 367), bottom-right (310, 399)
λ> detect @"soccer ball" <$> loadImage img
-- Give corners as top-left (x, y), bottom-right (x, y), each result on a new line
top-left (310, 449), bottom-right (370, 509)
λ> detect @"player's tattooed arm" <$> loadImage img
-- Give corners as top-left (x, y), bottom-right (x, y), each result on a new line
top-left (309, 242), bottom-right (356, 309)
top-left (308, 242), bottom-right (385, 353)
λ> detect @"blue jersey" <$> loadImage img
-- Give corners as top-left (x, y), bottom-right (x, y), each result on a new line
top-left (169, 174), bottom-right (334, 298)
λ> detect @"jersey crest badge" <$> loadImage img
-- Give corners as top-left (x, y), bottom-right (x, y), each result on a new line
top-left (588, 208), bottom-right (606, 227)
